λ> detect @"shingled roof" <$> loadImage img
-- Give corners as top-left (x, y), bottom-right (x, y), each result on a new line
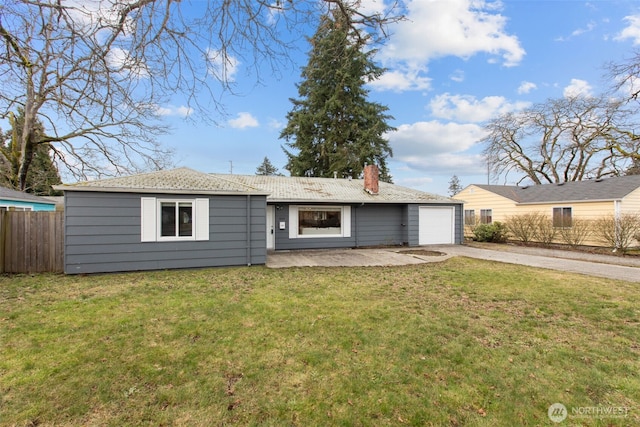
top-left (0, 186), bottom-right (57, 205)
top-left (55, 167), bottom-right (457, 204)
top-left (473, 175), bottom-right (640, 204)
top-left (211, 173), bottom-right (456, 204)
top-left (55, 168), bottom-right (267, 195)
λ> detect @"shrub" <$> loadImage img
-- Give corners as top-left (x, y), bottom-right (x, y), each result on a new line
top-left (505, 213), bottom-right (540, 244)
top-left (534, 215), bottom-right (557, 247)
top-left (557, 218), bottom-right (592, 248)
top-left (505, 212), bottom-right (558, 246)
top-left (592, 213), bottom-right (640, 252)
top-left (472, 222), bottom-right (508, 243)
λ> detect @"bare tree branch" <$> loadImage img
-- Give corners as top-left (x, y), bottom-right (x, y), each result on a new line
top-left (0, 0), bottom-right (403, 189)
top-left (482, 95), bottom-right (639, 184)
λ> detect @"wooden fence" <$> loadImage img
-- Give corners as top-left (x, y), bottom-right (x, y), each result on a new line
top-left (0, 211), bottom-right (64, 273)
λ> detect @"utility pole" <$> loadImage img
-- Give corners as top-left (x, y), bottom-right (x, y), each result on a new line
top-left (229, 160), bottom-right (233, 174)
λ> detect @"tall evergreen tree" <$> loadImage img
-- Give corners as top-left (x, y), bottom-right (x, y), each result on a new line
top-left (280, 10), bottom-right (395, 182)
top-left (256, 157), bottom-right (282, 176)
top-left (448, 175), bottom-right (463, 196)
top-left (1, 109), bottom-right (62, 195)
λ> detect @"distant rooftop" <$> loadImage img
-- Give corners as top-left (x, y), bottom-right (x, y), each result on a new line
top-left (471, 175), bottom-right (640, 204)
top-left (0, 186), bottom-right (57, 205)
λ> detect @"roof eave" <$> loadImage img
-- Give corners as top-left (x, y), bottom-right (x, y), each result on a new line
top-left (267, 198), bottom-right (461, 204)
top-left (0, 196), bottom-right (56, 205)
top-left (516, 198), bottom-right (623, 205)
top-left (53, 185), bottom-right (270, 196)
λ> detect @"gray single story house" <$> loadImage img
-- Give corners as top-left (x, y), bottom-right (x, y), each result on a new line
top-left (55, 166), bottom-right (463, 274)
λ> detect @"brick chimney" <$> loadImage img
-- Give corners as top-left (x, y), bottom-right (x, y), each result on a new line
top-left (363, 164), bottom-right (379, 195)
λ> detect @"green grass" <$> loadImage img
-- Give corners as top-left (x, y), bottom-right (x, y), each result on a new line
top-left (1, 257), bottom-right (639, 426)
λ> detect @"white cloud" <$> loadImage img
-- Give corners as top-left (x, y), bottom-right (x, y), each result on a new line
top-left (228, 112), bottom-right (259, 129)
top-left (429, 93), bottom-right (529, 123)
top-left (206, 48), bottom-right (240, 82)
top-left (517, 81), bottom-right (537, 94)
top-left (268, 118), bottom-right (284, 130)
top-left (450, 70), bottom-right (465, 83)
top-left (266, 2), bottom-right (287, 25)
top-left (379, 0), bottom-right (525, 75)
top-left (556, 21), bottom-right (597, 42)
top-left (563, 78), bottom-right (593, 98)
top-left (156, 105), bottom-right (193, 117)
top-left (386, 120), bottom-right (487, 174)
top-left (369, 68), bottom-right (432, 92)
top-left (616, 15), bottom-right (640, 45)
top-left (106, 47), bottom-right (149, 77)
top-left (357, 0), bottom-right (388, 16)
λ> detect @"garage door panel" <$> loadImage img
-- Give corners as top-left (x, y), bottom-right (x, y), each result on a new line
top-left (419, 206), bottom-right (454, 245)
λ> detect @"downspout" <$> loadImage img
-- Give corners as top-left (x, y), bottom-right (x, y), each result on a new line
top-left (354, 204), bottom-right (359, 248)
top-left (614, 199), bottom-right (621, 252)
top-left (246, 195), bottom-right (251, 266)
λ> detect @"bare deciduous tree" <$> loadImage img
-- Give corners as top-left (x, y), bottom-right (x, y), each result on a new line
top-left (482, 95), bottom-right (640, 185)
top-left (0, 0), bottom-right (402, 190)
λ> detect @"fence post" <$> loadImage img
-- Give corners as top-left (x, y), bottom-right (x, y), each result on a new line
top-left (0, 210), bottom-right (5, 273)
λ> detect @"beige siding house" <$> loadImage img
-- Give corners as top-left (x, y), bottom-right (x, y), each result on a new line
top-left (456, 175), bottom-right (640, 245)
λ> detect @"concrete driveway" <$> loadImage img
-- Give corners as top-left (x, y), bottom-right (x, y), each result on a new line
top-left (266, 244), bottom-right (640, 283)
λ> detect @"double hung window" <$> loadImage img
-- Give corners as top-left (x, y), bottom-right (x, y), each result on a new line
top-left (480, 209), bottom-right (493, 224)
top-left (464, 209), bottom-right (476, 225)
top-left (553, 207), bottom-right (572, 228)
top-left (141, 197), bottom-right (209, 242)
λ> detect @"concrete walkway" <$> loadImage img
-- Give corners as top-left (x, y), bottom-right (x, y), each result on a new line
top-left (266, 244), bottom-right (640, 283)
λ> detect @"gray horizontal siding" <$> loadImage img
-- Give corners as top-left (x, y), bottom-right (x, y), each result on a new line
top-left (354, 204), bottom-right (406, 247)
top-left (64, 191), bottom-right (266, 274)
top-left (273, 203), bottom-right (407, 250)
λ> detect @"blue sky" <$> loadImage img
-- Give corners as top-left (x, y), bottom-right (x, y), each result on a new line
top-left (155, 0), bottom-right (640, 196)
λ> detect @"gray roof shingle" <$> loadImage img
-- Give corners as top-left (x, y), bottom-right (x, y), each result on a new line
top-left (473, 175), bottom-right (640, 204)
top-left (56, 167), bottom-right (458, 203)
top-left (0, 186), bottom-right (57, 205)
top-left (55, 168), bottom-right (267, 195)
top-left (213, 174), bottom-right (456, 203)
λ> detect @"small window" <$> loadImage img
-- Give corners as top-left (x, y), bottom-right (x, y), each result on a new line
top-left (141, 197), bottom-right (209, 242)
top-left (464, 209), bottom-right (475, 225)
top-left (0, 205), bottom-right (32, 211)
top-left (161, 201), bottom-right (193, 237)
top-left (553, 207), bottom-right (572, 228)
top-left (480, 209), bottom-right (492, 224)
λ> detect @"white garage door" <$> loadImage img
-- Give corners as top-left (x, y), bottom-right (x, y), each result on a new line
top-left (419, 206), bottom-right (455, 245)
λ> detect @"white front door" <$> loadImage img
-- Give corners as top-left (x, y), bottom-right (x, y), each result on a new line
top-left (266, 205), bottom-right (275, 249)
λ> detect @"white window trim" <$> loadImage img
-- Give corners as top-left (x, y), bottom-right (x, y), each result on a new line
top-left (141, 197), bottom-right (209, 242)
top-left (289, 205), bottom-right (351, 239)
top-left (0, 205), bottom-right (33, 211)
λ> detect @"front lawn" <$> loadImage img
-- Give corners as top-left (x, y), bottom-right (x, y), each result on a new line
top-left (1, 258), bottom-right (638, 426)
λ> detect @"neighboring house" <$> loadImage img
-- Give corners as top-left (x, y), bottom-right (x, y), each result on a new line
top-left (456, 175), bottom-right (640, 243)
top-left (0, 186), bottom-right (57, 212)
top-left (55, 166), bottom-right (463, 274)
